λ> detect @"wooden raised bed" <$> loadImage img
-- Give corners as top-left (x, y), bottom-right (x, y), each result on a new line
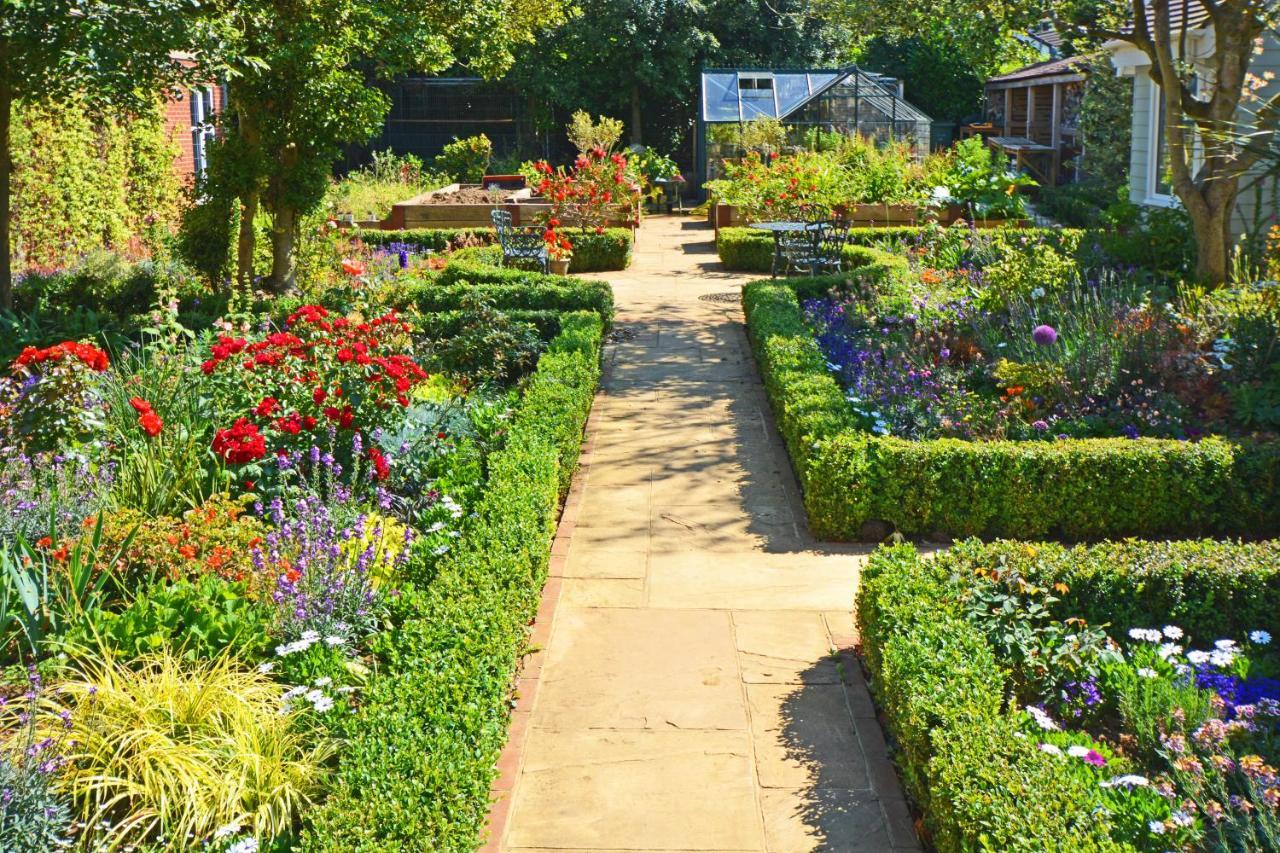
top-left (711, 202), bottom-right (1027, 232)
top-left (372, 183), bottom-right (639, 231)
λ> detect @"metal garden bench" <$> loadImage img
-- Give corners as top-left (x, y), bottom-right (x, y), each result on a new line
top-left (491, 209), bottom-right (549, 273)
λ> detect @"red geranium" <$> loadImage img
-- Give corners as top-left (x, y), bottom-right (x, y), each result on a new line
top-left (138, 410), bottom-right (163, 438)
top-left (14, 340), bottom-right (109, 373)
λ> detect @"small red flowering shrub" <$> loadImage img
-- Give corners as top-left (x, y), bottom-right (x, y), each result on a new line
top-left (532, 148), bottom-right (642, 254)
top-left (200, 305), bottom-right (429, 472)
top-left (0, 340), bottom-right (111, 451)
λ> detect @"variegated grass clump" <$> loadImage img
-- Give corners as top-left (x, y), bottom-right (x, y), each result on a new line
top-left (52, 651), bottom-right (333, 850)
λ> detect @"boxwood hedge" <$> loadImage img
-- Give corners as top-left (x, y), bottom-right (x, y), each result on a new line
top-left (302, 311), bottom-right (603, 850)
top-left (405, 272), bottom-right (615, 320)
top-left (742, 275), bottom-right (1280, 541)
top-left (353, 226), bottom-right (634, 272)
top-left (856, 539), bottom-right (1280, 851)
top-left (715, 225), bottom-right (1086, 274)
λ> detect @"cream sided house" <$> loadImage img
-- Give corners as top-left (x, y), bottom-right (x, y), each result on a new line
top-left (1104, 7), bottom-right (1280, 239)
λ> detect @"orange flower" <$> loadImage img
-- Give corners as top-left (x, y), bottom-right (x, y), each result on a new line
top-left (341, 258), bottom-right (366, 277)
top-left (35, 536), bottom-right (52, 549)
top-left (178, 545), bottom-right (197, 560)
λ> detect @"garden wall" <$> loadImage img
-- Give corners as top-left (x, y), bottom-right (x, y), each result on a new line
top-left (742, 272), bottom-right (1280, 541)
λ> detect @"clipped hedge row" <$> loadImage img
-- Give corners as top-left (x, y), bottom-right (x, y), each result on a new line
top-left (716, 225), bottom-right (1086, 274)
top-left (406, 273), bottom-right (615, 320)
top-left (715, 227), bottom-right (909, 276)
top-left (857, 538), bottom-right (1280, 851)
top-left (303, 312), bottom-right (603, 850)
top-left (354, 226), bottom-right (634, 272)
top-left (743, 276), bottom-right (1280, 540)
top-left (858, 545), bottom-right (1128, 851)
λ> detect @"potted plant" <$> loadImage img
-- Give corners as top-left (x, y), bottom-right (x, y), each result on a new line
top-left (544, 219), bottom-right (573, 275)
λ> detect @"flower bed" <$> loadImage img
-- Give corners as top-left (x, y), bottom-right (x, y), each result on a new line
top-left (857, 539), bottom-right (1280, 852)
top-left (743, 269), bottom-right (1280, 540)
top-left (0, 252), bottom-right (607, 850)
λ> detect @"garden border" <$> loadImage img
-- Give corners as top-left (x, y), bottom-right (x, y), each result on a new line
top-left (353, 226), bottom-right (634, 272)
top-left (856, 539), bottom-right (1280, 851)
top-left (742, 273), bottom-right (1280, 541)
top-left (300, 310), bottom-right (604, 850)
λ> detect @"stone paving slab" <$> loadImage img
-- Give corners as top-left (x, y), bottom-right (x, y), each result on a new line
top-left (492, 216), bottom-right (918, 852)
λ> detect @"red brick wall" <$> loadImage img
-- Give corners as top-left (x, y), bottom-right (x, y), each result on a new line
top-left (160, 81), bottom-right (225, 185)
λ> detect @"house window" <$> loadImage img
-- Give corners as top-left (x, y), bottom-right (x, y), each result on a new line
top-left (190, 87), bottom-right (217, 179)
top-left (1147, 75), bottom-right (1199, 205)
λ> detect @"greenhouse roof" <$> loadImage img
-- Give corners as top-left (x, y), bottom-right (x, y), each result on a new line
top-left (699, 66), bottom-right (931, 124)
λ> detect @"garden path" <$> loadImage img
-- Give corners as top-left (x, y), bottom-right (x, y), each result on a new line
top-left (485, 215), bottom-right (918, 853)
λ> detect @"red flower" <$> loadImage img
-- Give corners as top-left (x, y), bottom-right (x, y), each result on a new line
top-left (138, 410), bottom-right (163, 438)
top-left (254, 396), bottom-right (279, 417)
top-left (369, 447), bottom-right (390, 481)
top-left (129, 397), bottom-right (152, 414)
top-left (341, 259), bottom-right (366, 277)
top-left (35, 536), bottom-right (52, 549)
top-left (312, 387), bottom-right (327, 405)
top-left (212, 418), bottom-right (267, 465)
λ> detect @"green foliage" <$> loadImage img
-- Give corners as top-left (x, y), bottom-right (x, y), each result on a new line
top-left (69, 576), bottom-right (271, 662)
top-left (329, 149), bottom-right (443, 220)
top-left (1076, 53), bottom-right (1133, 194)
top-left (427, 264), bottom-right (615, 317)
top-left (566, 111), bottom-right (624, 154)
top-left (939, 137), bottom-right (1036, 219)
top-left (9, 97), bottom-right (183, 270)
top-left (742, 273), bottom-right (1280, 540)
top-left (716, 227), bottom-right (909, 276)
top-left (424, 294), bottom-right (544, 384)
top-left (433, 135), bottom-right (493, 184)
top-left (302, 313), bottom-right (602, 849)
top-left (857, 543), bottom-right (1129, 852)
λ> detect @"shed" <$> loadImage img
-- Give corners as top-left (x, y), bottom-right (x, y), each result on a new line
top-left (984, 56), bottom-right (1088, 185)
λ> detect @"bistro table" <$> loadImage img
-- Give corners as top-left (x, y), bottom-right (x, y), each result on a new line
top-left (749, 221), bottom-right (819, 278)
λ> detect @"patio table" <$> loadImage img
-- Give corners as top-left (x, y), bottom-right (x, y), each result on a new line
top-left (749, 221), bottom-right (819, 278)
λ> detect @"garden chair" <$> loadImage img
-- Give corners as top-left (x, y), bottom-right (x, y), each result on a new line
top-left (778, 225), bottom-right (823, 277)
top-left (490, 209), bottom-right (548, 273)
top-left (812, 218), bottom-right (852, 275)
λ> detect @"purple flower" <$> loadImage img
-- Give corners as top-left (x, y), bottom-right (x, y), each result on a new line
top-left (1032, 324), bottom-right (1058, 346)
top-left (1032, 420), bottom-right (1049, 431)
top-left (1122, 424), bottom-right (1140, 440)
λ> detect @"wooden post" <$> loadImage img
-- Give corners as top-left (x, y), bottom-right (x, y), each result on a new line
top-left (1003, 89), bottom-right (1012, 135)
top-left (1050, 83), bottom-right (1062, 186)
top-left (1026, 86), bottom-right (1035, 139)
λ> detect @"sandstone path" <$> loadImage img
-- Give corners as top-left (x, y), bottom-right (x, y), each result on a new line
top-left (487, 215), bottom-right (919, 853)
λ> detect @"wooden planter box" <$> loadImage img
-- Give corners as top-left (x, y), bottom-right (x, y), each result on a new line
top-left (713, 202), bottom-right (922, 233)
top-left (373, 184), bottom-right (638, 231)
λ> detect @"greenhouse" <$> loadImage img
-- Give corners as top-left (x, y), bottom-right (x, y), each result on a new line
top-left (694, 65), bottom-right (934, 190)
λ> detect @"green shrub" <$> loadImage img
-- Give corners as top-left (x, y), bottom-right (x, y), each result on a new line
top-left (936, 538), bottom-right (1280, 642)
top-left (352, 227), bottom-right (634, 272)
top-left (434, 134), bottom-right (493, 183)
top-left (425, 266), bottom-right (614, 319)
top-left (857, 544), bottom-right (1123, 851)
top-left (301, 313), bottom-right (602, 850)
top-left (743, 275), bottom-right (1280, 540)
top-left (716, 227), bottom-right (909, 277)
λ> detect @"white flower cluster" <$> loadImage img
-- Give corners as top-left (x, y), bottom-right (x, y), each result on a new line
top-left (281, 676), bottom-right (345, 714)
top-left (1027, 705), bottom-right (1059, 731)
top-left (274, 629), bottom-right (348, 658)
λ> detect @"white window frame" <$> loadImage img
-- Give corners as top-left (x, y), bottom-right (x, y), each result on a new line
top-left (190, 86), bottom-right (218, 179)
top-left (1144, 74), bottom-right (1201, 207)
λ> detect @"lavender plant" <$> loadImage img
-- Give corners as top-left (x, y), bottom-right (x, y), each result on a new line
top-left (0, 668), bottom-right (74, 851)
top-left (0, 453), bottom-right (113, 546)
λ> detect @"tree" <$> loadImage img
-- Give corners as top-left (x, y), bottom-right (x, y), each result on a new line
top-left (0, 0), bottom-right (202, 309)
top-left (509, 0), bottom-right (842, 157)
top-left (1059, 0), bottom-right (1280, 283)
top-left (213, 0), bottom-right (568, 291)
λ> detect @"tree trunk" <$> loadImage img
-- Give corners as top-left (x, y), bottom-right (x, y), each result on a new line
top-left (1187, 196), bottom-right (1233, 285)
top-left (630, 85), bottom-right (643, 147)
top-left (235, 189), bottom-right (258, 290)
top-left (0, 70), bottom-right (12, 311)
top-left (267, 203), bottom-right (297, 292)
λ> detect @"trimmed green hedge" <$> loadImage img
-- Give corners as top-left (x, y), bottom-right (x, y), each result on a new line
top-left (354, 226), bottom-right (634, 272)
top-left (743, 276), bottom-right (1280, 540)
top-left (715, 227), bottom-right (909, 276)
top-left (303, 312), bottom-right (603, 850)
top-left (857, 539), bottom-right (1280, 851)
top-left (716, 225), bottom-right (1086, 274)
top-left (405, 275), bottom-right (614, 320)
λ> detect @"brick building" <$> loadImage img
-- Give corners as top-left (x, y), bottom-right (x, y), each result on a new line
top-left (161, 54), bottom-right (226, 184)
